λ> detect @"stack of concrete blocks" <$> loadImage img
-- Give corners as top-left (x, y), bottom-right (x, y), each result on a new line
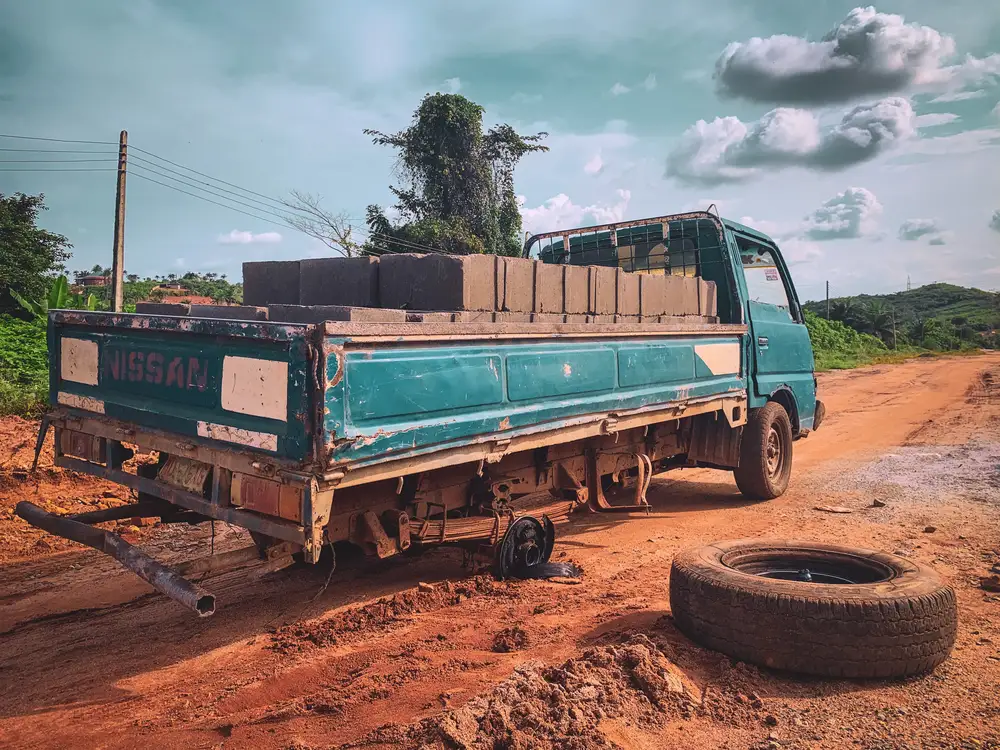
top-left (138, 254), bottom-right (717, 324)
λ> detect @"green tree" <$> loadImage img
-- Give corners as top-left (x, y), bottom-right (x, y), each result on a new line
top-left (363, 93), bottom-right (548, 256)
top-left (0, 193), bottom-right (72, 313)
top-left (857, 300), bottom-right (895, 345)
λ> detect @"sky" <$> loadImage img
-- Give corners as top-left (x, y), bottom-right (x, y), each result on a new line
top-left (2, 1), bottom-right (999, 302)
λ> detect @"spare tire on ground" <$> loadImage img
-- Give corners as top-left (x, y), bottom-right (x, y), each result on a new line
top-left (669, 539), bottom-right (957, 679)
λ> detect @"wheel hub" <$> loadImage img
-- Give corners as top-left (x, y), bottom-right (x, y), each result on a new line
top-left (765, 427), bottom-right (782, 477)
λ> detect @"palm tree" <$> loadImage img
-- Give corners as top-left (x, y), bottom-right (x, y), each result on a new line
top-left (829, 297), bottom-right (857, 324)
top-left (858, 300), bottom-right (895, 345)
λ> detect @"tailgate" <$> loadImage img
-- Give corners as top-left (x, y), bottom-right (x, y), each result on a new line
top-left (49, 311), bottom-right (314, 461)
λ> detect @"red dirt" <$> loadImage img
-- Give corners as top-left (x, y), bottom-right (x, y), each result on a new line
top-left (2, 354), bottom-right (1000, 749)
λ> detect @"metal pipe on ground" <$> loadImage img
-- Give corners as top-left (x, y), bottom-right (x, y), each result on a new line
top-left (15, 501), bottom-right (216, 617)
top-left (68, 500), bottom-right (171, 525)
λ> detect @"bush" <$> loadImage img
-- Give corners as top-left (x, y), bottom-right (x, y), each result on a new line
top-left (804, 310), bottom-right (915, 370)
top-left (0, 314), bottom-right (48, 415)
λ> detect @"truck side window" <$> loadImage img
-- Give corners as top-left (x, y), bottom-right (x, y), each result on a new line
top-left (738, 240), bottom-right (793, 318)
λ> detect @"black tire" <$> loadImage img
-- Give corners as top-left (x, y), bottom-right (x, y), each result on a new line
top-left (734, 401), bottom-right (793, 500)
top-left (669, 539), bottom-right (958, 679)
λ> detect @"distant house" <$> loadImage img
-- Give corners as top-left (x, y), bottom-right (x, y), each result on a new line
top-left (155, 283), bottom-right (187, 291)
top-left (78, 274), bottom-right (109, 287)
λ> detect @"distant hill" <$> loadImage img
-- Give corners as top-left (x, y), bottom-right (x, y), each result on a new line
top-left (804, 283), bottom-right (1000, 331)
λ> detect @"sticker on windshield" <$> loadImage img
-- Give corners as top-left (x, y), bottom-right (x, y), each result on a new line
top-left (765, 268), bottom-right (779, 281)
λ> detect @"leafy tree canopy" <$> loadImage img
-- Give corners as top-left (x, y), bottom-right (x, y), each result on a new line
top-left (363, 93), bottom-right (547, 256)
top-left (0, 193), bottom-right (72, 313)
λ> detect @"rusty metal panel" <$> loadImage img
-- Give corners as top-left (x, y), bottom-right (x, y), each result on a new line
top-left (58, 427), bottom-right (107, 463)
top-left (231, 473), bottom-right (303, 522)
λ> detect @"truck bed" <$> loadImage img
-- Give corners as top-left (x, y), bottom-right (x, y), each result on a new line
top-left (49, 312), bottom-right (747, 478)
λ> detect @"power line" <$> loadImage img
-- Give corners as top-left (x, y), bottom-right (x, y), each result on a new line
top-left (130, 145), bottom-right (294, 210)
top-left (129, 155), bottom-right (308, 219)
top-left (0, 158), bottom-right (117, 163)
top-left (129, 170), bottom-right (303, 236)
top-left (0, 147), bottom-right (116, 154)
top-left (129, 162), bottom-right (300, 225)
top-left (0, 133), bottom-right (116, 145)
top-left (0, 167), bottom-right (116, 172)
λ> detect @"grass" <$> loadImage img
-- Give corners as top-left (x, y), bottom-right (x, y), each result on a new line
top-left (0, 314), bottom-right (48, 417)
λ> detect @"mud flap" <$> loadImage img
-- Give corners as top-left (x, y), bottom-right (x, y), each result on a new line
top-left (687, 412), bottom-right (742, 469)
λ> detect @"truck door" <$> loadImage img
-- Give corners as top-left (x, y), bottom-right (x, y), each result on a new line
top-left (733, 233), bottom-right (817, 432)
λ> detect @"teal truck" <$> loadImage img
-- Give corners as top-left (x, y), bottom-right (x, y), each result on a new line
top-left (17, 210), bottom-right (824, 615)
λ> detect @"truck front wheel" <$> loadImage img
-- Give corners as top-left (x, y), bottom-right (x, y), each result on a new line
top-left (734, 401), bottom-right (793, 500)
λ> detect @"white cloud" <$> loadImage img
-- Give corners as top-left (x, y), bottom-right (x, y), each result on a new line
top-left (994, 101), bottom-right (1000, 119)
top-left (915, 112), bottom-right (959, 128)
top-left (217, 230), bottom-right (283, 244)
top-left (929, 89), bottom-right (987, 103)
top-left (780, 237), bottom-right (824, 265)
top-left (584, 152), bottom-right (604, 175)
top-left (642, 73), bottom-right (657, 91)
top-left (715, 7), bottom-right (1000, 105)
top-left (666, 97), bottom-right (915, 185)
top-left (898, 218), bottom-right (941, 240)
top-left (737, 216), bottom-right (794, 239)
top-left (444, 77), bottom-right (462, 93)
top-left (802, 187), bottom-right (882, 240)
top-left (610, 82), bottom-right (630, 96)
top-left (900, 126), bottom-right (1000, 156)
top-left (518, 189), bottom-right (631, 236)
top-left (991, 209), bottom-right (1000, 233)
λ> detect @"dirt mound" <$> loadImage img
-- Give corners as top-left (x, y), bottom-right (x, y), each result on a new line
top-left (270, 576), bottom-right (504, 655)
top-left (0, 416), bottom-right (160, 563)
top-left (349, 634), bottom-right (698, 749)
top-left (491, 625), bottom-right (529, 653)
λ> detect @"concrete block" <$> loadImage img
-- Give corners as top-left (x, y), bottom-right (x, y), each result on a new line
top-left (243, 260), bottom-right (301, 306)
top-left (499, 257), bottom-right (536, 313)
top-left (267, 305), bottom-right (406, 323)
top-left (452, 310), bottom-right (495, 322)
top-left (299, 256), bottom-right (379, 307)
top-left (406, 311), bottom-right (455, 323)
top-left (588, 314), bottom-right (615, 324)
top-left (379, 253), bottom-right (498, 311)
top-left (564, 314), bottom-right (589, 324)
top-left (533, 263), bottom-right (564, 314)
top-left (639, 274), bottom-right (668, 317)
top-left (615, 315), bottom-right (640, 324)
top-left (701, 279), bottom-right (718, 318)
top-left (616, 272), bottom-right (640, 316)
top-left (531, 313), bottom-right (565, 323)
top-left (134, 303), bottom-right (190, 316)
top-left (494, 312), bottom-right (532, 323)
top-left (588, 267), bottom-right (618, 316)
top-left (563, 266), bottom-right (590, 314)
top-left (678, 276), bottom-right (701, 316)
top-left (189, 305), bottom-right (268, 321)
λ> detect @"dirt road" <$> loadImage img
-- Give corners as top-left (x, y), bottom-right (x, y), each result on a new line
top-left (2, 354), bottom-right (1000, 749)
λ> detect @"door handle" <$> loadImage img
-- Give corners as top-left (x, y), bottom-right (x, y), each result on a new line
top-left (757, 336), bottom-right (769, 348)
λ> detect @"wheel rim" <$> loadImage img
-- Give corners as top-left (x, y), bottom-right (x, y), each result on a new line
top-left (765, 426), bottom-right (782, 478)
top-left (721, 548), bottom-right (896, 585)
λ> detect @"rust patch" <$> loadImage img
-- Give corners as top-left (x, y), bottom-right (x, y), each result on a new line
top-left (499, 417), bottom-right (511, 431)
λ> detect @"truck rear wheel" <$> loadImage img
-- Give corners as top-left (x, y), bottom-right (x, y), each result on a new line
top-left (734, 401), bottom-right (792, 500)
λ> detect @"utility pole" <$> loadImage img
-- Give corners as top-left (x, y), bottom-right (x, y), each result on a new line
top-left (825, 280), bottom-right (830, 319)
top-left (907, 275), bottom-right (911, 292)
top-left (891, 308), bottom-right (896, 349)
top-left (110, 130), bottom-right (128, 312)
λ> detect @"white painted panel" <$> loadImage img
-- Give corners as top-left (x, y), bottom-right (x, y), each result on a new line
top-left (60, 337), bottom-right (99, 385)
top-left (694, 342), bottom-right (741, 376)
top-left (221, 356), bottom-right (288, 422)
top-left (197, 421), bottom-right (278, 451)
top-left (57, 392), bottom-right (105, 414)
